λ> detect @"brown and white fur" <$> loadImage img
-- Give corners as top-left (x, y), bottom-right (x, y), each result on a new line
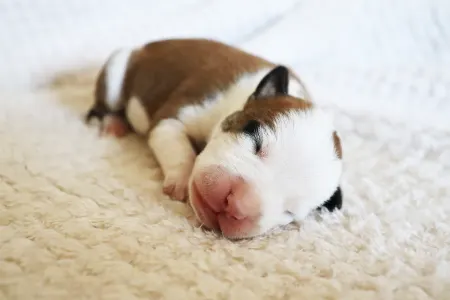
top-left (86, 38), bottom-right (343, 239)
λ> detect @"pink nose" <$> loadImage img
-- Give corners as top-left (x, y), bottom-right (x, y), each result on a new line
top-left (194, 165), bottom-right (231, 213)
top-left (191, 165), bottom-right (261, 238)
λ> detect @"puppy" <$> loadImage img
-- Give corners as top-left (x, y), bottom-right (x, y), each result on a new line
top-left (86, 38), bottom-right (343, 239)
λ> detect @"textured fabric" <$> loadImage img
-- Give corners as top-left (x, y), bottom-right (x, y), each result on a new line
top-left (1, 1), bottom-right (450, 299)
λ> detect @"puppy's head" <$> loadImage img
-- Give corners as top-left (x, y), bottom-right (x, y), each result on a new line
top-left (189, 66), bottom-right (343, 239)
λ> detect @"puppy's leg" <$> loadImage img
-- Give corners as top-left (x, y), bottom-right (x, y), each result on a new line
top-left (148, 119), bottom-right (196, 201)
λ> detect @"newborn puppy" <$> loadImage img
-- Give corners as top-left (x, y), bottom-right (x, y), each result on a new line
top-left (86, 38), bottom-right (343, 239)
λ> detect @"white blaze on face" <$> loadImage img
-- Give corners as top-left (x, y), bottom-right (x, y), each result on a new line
top-left (261, 109), bottom-right (343, 220)
top-left (192, 106), bottom-right (342, 237)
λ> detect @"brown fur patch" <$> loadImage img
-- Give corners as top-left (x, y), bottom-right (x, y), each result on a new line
top-left (222, 95), bottom-right (313, 133)
top-left (333, 131), bottom-right (342, 159)
top-left (90, 38), bottom-right (315, 144)
top-left (92, 38), bottom-right (279, 129)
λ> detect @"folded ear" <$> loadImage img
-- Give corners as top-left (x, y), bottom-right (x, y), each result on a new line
top-left (251, 65), bottom-right (289, 99)
top-left (316, 186), bottom-right (343, 212)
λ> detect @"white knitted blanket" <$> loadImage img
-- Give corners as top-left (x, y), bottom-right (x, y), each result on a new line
top-left (1, 1), bottom-right (449, 299)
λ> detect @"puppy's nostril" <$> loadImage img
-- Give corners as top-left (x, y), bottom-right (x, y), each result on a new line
top-left (224, 197), bottom-right (229, 207)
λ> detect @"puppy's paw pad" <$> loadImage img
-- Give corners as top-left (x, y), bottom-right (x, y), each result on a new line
top-left (162, 182), bottom-right (176, 196)
top-left (163, 175), bottom-right (189, 202)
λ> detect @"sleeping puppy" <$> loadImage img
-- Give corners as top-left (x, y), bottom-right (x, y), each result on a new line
top-left (86, 38), bottom-right (343, 239)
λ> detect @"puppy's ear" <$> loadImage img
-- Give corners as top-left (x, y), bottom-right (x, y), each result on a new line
top-left (251, 65), bottom-right (289, 99)
top-left (317, 186), bottom-right (343, 212)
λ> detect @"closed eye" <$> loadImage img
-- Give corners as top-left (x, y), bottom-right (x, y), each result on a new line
top-left (242, 120), bottom-right (262, 154)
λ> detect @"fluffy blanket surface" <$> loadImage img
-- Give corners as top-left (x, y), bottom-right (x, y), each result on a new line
top-left (1, 1), bottom-right (449, 299)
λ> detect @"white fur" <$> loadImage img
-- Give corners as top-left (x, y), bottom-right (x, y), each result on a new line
top-left (266, 110), bottom-right (342, 220)
top-left (148, 118), bottom-right (196, 201)
top-left (177, 95), bottom-right (221, 142)
top-left (126, 96), bottom-right (151, 135)
top-left (176, 68), bottom-right (340, 238)
top-left (104, 48), bottom-right (133, 111)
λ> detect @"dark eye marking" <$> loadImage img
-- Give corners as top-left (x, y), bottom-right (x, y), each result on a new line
top-left (242, 120), bottom-right (262, 154)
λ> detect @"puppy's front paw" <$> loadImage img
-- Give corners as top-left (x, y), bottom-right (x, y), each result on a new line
top-left (163, 173), bottom-right (190, 202)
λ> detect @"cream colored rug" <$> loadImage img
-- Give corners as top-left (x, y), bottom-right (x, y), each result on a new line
top-left (1, 1), bottom-right (450, 299)
top-left (1, 82), bottom-right (449, 299)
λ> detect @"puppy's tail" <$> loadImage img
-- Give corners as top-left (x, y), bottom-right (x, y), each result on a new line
top-left (86, 47), bottom-right (135, 123)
